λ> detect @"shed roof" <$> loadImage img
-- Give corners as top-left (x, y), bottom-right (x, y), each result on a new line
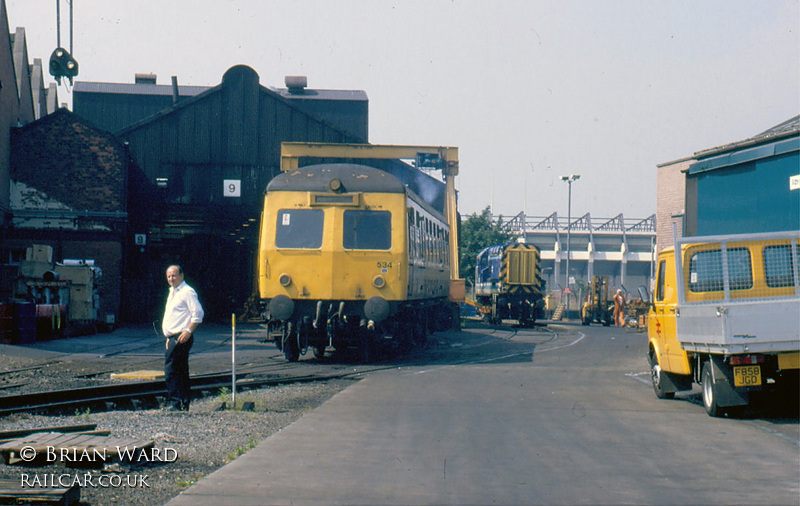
top-left (688, 115), bottom-right (800, 175)
top-left (73, 81), bottom-right (211, 97)
top-left (694, 115), bottom-right (799, 159)
top-left (270, 88), bottom-right (368, 102)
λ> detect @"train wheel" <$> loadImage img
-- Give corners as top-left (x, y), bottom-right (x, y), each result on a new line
top-left (361, 334), bottom-right (373, 363)
top-left (412, 321), bottom-right (427, 347)
top-left (283, 322), bottom-right (300, 362)
top-left (313, 345), bottom-right (326, 360)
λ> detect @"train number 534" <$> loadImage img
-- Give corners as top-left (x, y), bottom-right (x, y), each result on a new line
top-left (377, 261), bottom-right (393, 269)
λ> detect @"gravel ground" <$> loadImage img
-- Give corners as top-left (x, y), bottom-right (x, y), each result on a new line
top-left (0, 355), bottom-right (356, 506)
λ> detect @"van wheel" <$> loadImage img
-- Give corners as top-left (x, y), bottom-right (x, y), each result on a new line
top-left (702, 362), bottom-right (722, 417)
top-left (650, 356), bottom-right (675, 399)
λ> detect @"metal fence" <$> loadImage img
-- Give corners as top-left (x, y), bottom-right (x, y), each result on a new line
top-left (675, 231), bottom-right (800, 305)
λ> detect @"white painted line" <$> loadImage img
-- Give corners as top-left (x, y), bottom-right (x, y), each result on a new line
top-left (536, 332), bottom-right (586, 353)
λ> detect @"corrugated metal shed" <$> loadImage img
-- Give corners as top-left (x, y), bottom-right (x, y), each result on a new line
top-left (684, 115), bottom-right (800, 236)
top-left (117, 65), bottom-right (368, 320)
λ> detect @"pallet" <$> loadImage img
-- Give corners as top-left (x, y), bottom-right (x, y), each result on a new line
top-left (0, 478), bottom-right (79, 505)
top-left (0, 432), bottom-right (154, 468)
top-left (552, 303), bottom-right (565, 321)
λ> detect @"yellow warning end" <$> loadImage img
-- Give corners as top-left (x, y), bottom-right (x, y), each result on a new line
top-left (110, 370), bottom-right (165, 380)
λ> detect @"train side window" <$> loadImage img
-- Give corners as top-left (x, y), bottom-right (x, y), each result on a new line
top-left (275, 209), bottom-right (324, 249)
top-left (764, 245), bottom-right (795, 288)
top-left (343, 210), bottom-right (391, 250)
top-left (655, 260), bottom-right (666, 301)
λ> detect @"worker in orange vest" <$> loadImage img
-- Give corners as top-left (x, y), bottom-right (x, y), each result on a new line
top-left (613, 289), bottom-right (626, 327)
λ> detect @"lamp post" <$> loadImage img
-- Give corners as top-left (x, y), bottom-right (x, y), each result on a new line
top-left (560, 174), bottom-right (580, 313)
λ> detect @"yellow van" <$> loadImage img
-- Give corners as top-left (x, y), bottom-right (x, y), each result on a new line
top-left (648, 231), bottom-right (799, 416)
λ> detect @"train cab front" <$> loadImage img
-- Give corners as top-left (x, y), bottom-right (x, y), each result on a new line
top-left (257, 163), bottom-right (409, 361)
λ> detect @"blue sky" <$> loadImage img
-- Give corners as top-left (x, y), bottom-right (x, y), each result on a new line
top-left (7, 0), bottom-right (799, 220)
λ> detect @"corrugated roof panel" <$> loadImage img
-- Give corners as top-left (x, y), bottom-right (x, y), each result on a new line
top-left (689, 137), bottom-right (799, 174)
top-left (74, 81), bottom-right (210, 96)
top-left (269, 87), bottom-right (368, 101)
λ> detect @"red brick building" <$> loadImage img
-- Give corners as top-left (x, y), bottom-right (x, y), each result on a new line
top-left (7, 108), bottom-right (132, 323)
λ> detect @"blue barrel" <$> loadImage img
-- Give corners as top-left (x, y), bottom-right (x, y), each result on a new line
top-left (13, 302), bottom-right (37, 344)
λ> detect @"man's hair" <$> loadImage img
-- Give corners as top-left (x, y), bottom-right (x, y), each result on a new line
top-left (168, 264), bottom-right (184, 274)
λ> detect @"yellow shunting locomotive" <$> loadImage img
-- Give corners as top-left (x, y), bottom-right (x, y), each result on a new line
top-left (258, 163), bottom-right (454, 361)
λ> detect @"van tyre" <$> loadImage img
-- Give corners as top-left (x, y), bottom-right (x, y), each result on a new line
top-left (702, 362), bottom-right (722, 417)
top-left (650, 355), bottom-right (675, 399)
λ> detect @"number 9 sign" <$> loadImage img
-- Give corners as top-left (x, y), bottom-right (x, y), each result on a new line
top-left (223, 179), bottom-right (241, 198)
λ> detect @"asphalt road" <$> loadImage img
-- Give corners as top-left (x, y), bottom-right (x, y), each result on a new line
top-left (169, 321), bottom-right (800, 505)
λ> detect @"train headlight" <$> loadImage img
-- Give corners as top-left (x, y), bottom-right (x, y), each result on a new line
top-left (329, 178), bottom-right (342, 192)
top-left (279, 273), bottom-right (292, 287)
top-left (372, 275), bottom-right (386, 288)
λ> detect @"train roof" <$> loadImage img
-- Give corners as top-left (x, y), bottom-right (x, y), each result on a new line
top-left (267, 164), bottom-right (406, 194)
top-left (477, 242), bottom-right (539, 258)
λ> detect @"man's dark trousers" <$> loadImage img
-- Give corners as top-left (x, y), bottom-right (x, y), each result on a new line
top-left (165, 334), bottom-right (194, 410)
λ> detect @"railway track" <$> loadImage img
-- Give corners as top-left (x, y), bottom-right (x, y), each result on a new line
top-left (0, 362), bottom-right (402, 416)
top-left (0, 322), bottom-right (561, 416)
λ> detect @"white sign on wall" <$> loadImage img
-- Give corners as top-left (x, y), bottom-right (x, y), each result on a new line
top-left (790, 175), bottom-right (800, 191)
top-left (134, 234), bottom-right (147, 246)
top-left (223, 179), bottom-right (241, 197)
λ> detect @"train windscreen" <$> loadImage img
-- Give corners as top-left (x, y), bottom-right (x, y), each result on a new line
top-left (275, 209), bottom-right (324, 249)
top-left (343, 210), bottom-right (391, 250)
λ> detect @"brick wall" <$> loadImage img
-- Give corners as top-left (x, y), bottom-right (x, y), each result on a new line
top-left (656, 158), bottom-right (693, 252)
top-left (11, 108), bottom-right (127, 213)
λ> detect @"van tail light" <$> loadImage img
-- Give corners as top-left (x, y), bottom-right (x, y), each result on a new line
top-left (730, 354), bottom-right (765, 366)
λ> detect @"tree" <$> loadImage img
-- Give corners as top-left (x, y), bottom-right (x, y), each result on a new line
top-left (458, 207), bottom-right (517, 281)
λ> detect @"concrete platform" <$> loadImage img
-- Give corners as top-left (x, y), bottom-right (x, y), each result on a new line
top-left (166, 366), bottom-right (541, 506)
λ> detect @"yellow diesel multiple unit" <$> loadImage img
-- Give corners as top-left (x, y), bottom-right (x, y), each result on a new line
top-left (258, 163), bottom-right (452, 361)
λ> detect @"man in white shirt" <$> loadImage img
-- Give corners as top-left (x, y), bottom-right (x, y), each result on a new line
top-left (161, 264), bottom-right (204, 411)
